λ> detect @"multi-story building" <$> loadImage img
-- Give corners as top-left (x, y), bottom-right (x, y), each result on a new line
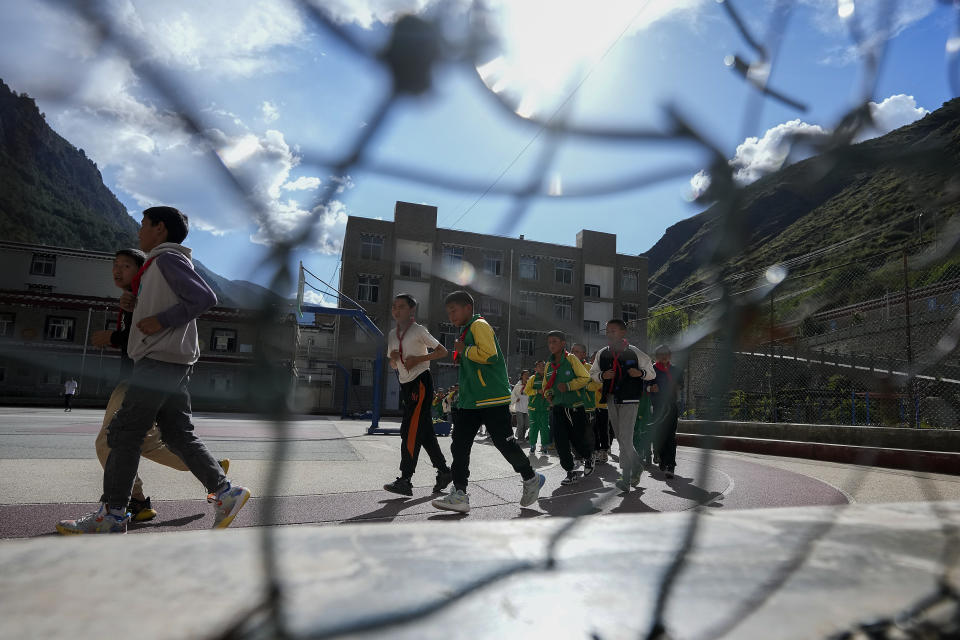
top-left (335, 202), bottom-right (648, 413)
top-left (0, 241), bottom-right (302, 411)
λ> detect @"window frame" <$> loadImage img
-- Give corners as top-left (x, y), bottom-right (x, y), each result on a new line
top-left (553, 297), bottom-right (573, 321)
top-left (0, 312), bottom-right (14, 337)
top-left (482, 251), bottom-right (503, 276)
top-left (44, 316), bottom-right (75, 342)
top-left (554, 260), bottom-right (573, 285)
top-left (359, 234), bottom-right (383, 261)
top-left (357, 274), bottom-right (381, 303)
top-left (584, 283), bottom-right (600, 298)
top-left (621, 269), bottom-right (640, 292)
top-left (519, 256), bottom-right (539, 280)
top-left (210, 328), bottom-right (238, 353)
top-left (30, 253), bottom-right (57, 277)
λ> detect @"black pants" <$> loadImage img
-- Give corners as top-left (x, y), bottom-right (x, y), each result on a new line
top-left (64, 394), bottom-right (73, 410)
top-left (593, 407), bottom-right (609, 450)
top-left (550, 405), bottom-right (594, 473)
top-left (399, 371), bottom-right (448, 478)
top-left (451, 405), bottom-right (534, 490)
top-left (103, 358), bottom-right (225, 509)
top-left (653, 401), bottom-right (679, 469)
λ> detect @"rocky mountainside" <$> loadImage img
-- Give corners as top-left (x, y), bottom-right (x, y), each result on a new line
top-left (644, 97), bottom-right (960, 299)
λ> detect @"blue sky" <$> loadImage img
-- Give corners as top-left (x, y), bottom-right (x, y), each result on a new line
top-left (0, 0), bottom-right (956, 302)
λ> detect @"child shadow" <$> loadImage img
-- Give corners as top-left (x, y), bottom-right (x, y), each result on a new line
top-left (342, 495), bottom-right (438, 523)
top-left (609, 488), bottom-right (659, 514)
top-left (660, 474), bottom-right (725, 508)
top-left (427, 512), bottom-right (469, 521)
top-left (130, 512), bottom-right (205, 531)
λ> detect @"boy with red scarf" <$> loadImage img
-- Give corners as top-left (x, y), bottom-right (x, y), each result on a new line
top-left (589, 319), bottom-right (655, 492)
top-left (544, 331), bottom-right (594, 485)
top-left (649, 345), bottom-right (683, 479)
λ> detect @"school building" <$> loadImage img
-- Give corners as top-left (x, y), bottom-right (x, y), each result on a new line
top-left (0, 240), bottom-right (305, 411)
top-left (335, 202), bottom-right (648, 414)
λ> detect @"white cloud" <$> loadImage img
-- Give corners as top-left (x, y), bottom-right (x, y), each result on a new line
top-left (283, 176), bottom-right (322, 191)
top-left (302, 289), bottom-right (328, 305)
top-left (261, 100), bottom-right (280, 123)
top-left (317, 0), bottom-right (442, 29)
top-left (690, 95), bottom-right (928, 198)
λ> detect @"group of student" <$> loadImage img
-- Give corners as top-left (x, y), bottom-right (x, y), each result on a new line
top-left (385, 289), bottom-right (683, 513)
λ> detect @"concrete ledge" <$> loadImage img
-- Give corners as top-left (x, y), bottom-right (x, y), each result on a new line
top-left (678, 433), bottom-right (960, 475)
top-left (680, 419), bottom-right (960, 452)
top-left (2, 501), bottom-right (958, 639)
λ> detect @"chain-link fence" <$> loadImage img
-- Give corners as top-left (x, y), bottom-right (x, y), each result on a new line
top-left (643, 234), bottom-right (960, 429)
top-left (5, 0), bottom-right (960, 639)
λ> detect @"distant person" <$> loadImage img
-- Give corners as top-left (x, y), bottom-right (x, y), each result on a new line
top-left (57, 206), bottom-right (249, 534)
top-left (543, 331), bottom-right (594, 485)
top-left (510, 369), bottom-right (531, 441)
top-left (383, 293), bottom-right (452, 498)
top-left (431, 291), bottom-right (544, 513)
top-left (89, 247), bottom-right (229, 522)
top-left (649, 345), bottom-right (683, 479)
top-left (589, 319), bottom-right (655, 493)
top-left (524, 360), bottom-right (552, 455)
top-left (63, 377), bottom-right (78, 412)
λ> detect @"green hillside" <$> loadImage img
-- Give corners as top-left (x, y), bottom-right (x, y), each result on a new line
top-left (0, 79), bottom-right (140, 251)
top-left (645, 97), bottom-right (960, 302)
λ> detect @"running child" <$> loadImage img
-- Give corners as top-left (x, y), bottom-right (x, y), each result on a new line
top-left (524, 360), bottom-right (551, 455)
top-left (544, 331), bottom-right (594, 485)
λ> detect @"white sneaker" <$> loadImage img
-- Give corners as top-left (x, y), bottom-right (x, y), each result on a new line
top-left (520, 473), bottom-right (545, 507)
top-left (432, 489), bottom-right (470, 513)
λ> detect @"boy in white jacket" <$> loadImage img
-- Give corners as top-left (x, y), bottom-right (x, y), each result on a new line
top-left (57, 206), bottom-right (250, 534)
top-left (510, 370), bottom-right (531, 440)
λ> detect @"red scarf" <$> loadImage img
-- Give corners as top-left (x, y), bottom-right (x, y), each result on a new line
top-left (451, 316), bottom-right (483, 363)
top-left (654, 361), bottom-right (673, 384)
top-left (396, 319), bottom-right (414, 363)
top-left (116, 257), bottom-right (156, 332)
top-left (543, 350), bottom-right (569, 390)
top-left (606, 339), bottom-right (628, 394)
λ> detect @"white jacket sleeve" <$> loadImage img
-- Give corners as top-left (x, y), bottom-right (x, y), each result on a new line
top-left (630, 346), bottom-right (656, 380)
top-left (589, 348), bottom-right (605, 384)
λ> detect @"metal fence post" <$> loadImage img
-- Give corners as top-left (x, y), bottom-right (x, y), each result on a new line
top-left (903, 250), bottom-right (917, 427)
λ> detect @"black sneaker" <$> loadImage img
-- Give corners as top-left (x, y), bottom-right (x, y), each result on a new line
top-left (383, 477), bottom-right (413, 496)
top-left (665, 467), bottom-right (675, 479)
top-left (560, 471), bottom-right (580, 486)
top-left (583, 460), bottom-right (595, 477)
top-left (433, 469), bottom-right (453, 493)
top-left (127, 496), bottom-right (157, 522)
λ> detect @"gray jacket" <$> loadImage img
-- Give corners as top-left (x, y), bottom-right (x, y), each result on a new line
top-left (128, 243), bottom-right (217, 365)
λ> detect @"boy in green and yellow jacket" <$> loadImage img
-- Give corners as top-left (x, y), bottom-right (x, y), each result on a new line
top-left (524, 360), bottom-right (551, 454)
top-left (431, 291), bottom-right (544, 514)
top-left (544, 331), bottom-right (595, 485)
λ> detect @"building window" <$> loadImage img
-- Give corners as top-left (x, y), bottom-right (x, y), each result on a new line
top-left (30, 253), bottom-right (57, 277)
top-left (360, 234), bottom-right (383, 260)
top-left (210, 373), bottom-right (234, 392)
top-left (953, 292), bottom-right (960, 306)
top-left (622, 270), bottom-right (640, 292)
top-left (357, 274), bottom-right (381, 303)
top-left (211, 328), bottom-right (238, 352)
top-left (555, 260), bottom-right (573, 285)
top-left (44, 316), bottom-right (75, 341)
top-left (398, 261), bottom-right (421, 278)
top-left (927, 297), bottom-right (937, 311)
top-left (621, 303), bottom-right (638, 324)
top-left (517, 333), bottom-right (535, 356)
top-left (479, 298), bottom-right (502, 317)
top-left (584, 320), bottom-right (600, 335)
top-left (519, 292), bottom-right (537, 317)
top-left (519, 256), bottom-right (539, 280)
top-left (438, 323), bottom-right (458, 350)
top-left (443, 245), bottom-right (464, 267)
top-left (584, 284), bottom-right (600, 298)
top-left (554, 297), bottom-right (573, 321)
top-left (483, 252), bottom-right (503, 276)
top-left (0, 313), bottom-right (14, 337)
top-left (351, 358), bottom-right (373, 386)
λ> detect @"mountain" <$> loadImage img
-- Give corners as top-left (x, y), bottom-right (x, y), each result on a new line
top-left (0, 78), bottom-right (280, 310)
top-left (645, 98), bottom-right (960, 300)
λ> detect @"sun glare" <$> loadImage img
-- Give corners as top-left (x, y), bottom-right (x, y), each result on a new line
top-left (478, 1), bottom-right (641, 118)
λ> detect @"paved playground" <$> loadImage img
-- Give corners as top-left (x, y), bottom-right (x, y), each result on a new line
top-left (2, 407), bottom-right (959, 538)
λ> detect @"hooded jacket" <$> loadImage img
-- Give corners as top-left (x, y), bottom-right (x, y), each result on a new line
top-left (589, 342), bottom-right (655, 404)
top-left (127, 243), bottom-right (217, 365)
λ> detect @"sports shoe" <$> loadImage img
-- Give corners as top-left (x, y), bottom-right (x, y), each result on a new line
top-left (432, 488), bottom-right (470, 513)
top-left (630, 468), bottom-right (643, 487)
top-left (56, 503), bottom-right (127, 535)
top-left (597, 450), bottom-right (609, 464)
top-left (560, 471), bottom-right (580, 486)
top-left (433, 469), bottom-right (453, 493)
top-left (529, 446), bottom-right (536, 455)
top-left (209, 484), bottom-right (251, 529)
top-left (520, 473), bottom-right (545, 507)
top-left (127, 496), bottom-right (157, 522)
top-left (540, 446), bottom-right (550, 455)
top-left (219, 459), bottom-right (230, 475)
top-left (583, 460), bottom-right (595, 477)
top-left (665, 467), bottom-right (675, 480)
top-left (384, 477), bottom-right (413, 496)
top-left (615, 476), bottom-right (631, 492)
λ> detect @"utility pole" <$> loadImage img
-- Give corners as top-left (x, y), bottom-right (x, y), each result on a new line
top-left (903, 250), bottom-right (916, 428)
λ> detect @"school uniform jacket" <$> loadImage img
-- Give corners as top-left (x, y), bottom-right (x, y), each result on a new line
top-left (455, 314), bottom-right (511, 410)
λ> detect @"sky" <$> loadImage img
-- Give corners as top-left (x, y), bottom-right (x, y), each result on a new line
top-left (0, 0), bottom-right (957, 304)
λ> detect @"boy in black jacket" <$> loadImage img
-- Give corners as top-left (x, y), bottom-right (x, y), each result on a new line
top-left (589, 319), bottom-right (655, 492)
top-left (649, 345), bottom-right (684, 479)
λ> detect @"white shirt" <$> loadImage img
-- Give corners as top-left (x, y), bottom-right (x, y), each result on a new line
top-left (387, 322), bottom-right (441, 384)
top-left (64, 380), bottom-right (78, 395)
top-left (511, 379), bottom-right (529, 413)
